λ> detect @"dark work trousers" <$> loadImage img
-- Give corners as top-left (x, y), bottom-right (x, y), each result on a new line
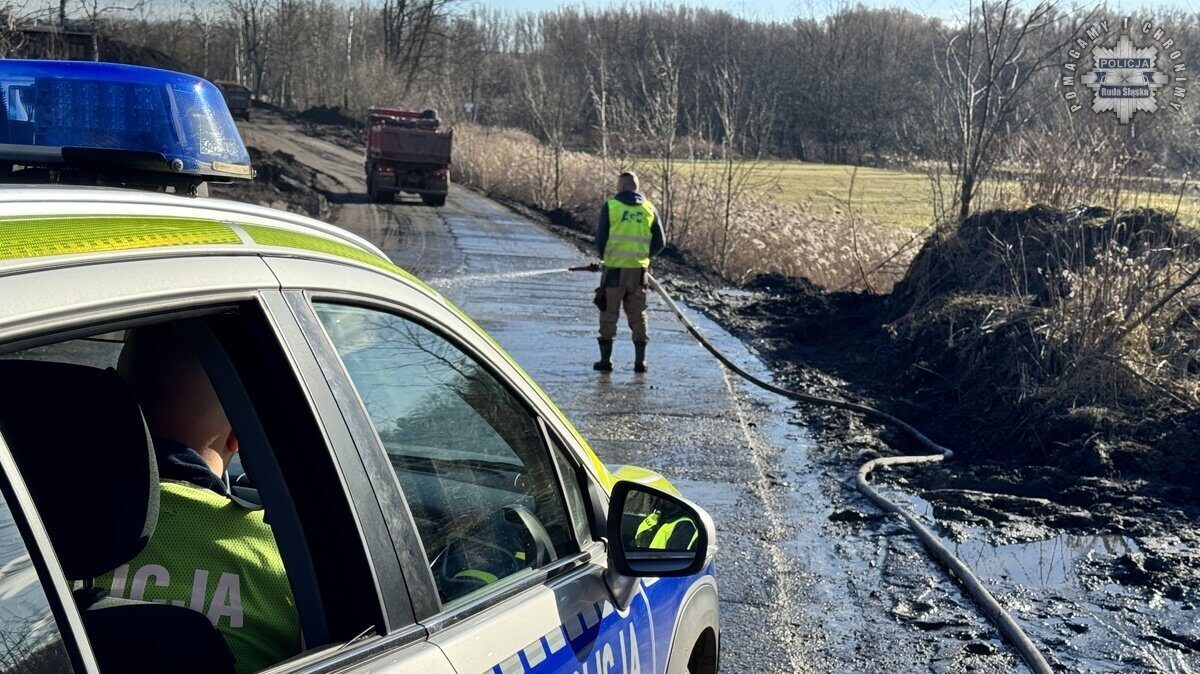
top-left (599, 267), bottom-right (649, 342)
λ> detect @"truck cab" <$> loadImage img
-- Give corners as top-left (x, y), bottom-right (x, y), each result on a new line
top-left (365, 107), bottom-right (452, 206)
top-left (214, 80), bottom-right (253, 121)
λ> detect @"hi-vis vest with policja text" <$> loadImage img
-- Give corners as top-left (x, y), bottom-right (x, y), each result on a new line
top-left (604, 198), bottom-right (655, 269)
top-left (97, 481), bottom-right (301, 674)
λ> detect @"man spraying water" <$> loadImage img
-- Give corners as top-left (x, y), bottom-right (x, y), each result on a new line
top-left (591, 172), bottom-right (667, 373)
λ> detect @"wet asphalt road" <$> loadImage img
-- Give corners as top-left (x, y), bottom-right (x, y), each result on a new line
top-left (239, 112), bottom-right (1028, 673)
top-left (341, 188), bottom-right (1023, 674)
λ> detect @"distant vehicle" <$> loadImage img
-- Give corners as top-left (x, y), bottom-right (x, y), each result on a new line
top-left (365, 106), bottom-right (452, 206)
top-left (214, 80), bottom-right (253, 121)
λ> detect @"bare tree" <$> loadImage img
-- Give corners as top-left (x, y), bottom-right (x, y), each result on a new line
top-left (635, 30), bottom-right (682, 240)
top-left (226, 0), bottom-right (273, 93)
top-left (0, 2), bottom-right (35, 57)
top-left (381, 0), bottom-right (454, 96)
top-left (708, 57), bottom-right (777, 278)
top-left (933, 0), bottom-right (1069, 222)
top-left (582, 11), bottom-right (616, 161)
top-left (517, 16), bottom-right (577, 210)
top-left (64, 0), bottom-right (147, 60)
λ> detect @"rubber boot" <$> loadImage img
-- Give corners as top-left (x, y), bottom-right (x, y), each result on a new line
top-left (633, 341), bottom-right (647, 373)
top-left (593, 339), bottom-right (614, 371)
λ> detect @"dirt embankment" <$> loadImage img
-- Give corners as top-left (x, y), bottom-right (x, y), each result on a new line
top-left (695, 206), bottom-right (1200, 544)
top-left (211, 145), bottom-right (328, 217)
top-left (211, 105), bottom-right (367, 216)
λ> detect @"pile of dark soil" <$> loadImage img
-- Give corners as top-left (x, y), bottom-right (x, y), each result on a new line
top-left (210, 146), bottom-right (326, 218)
top-left (706, 205), bottom-right (1200, 501)
top-left (294, 105), bottom-right (361, 128)
top-left (886, 207), bottom-right (1200, 486)
top-left (290, 107), bottom-right (363, 152)
top-left (94, 37), bottom-right (188, 72)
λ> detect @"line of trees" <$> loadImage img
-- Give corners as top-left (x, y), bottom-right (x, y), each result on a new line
top-left (6, 2), bottom-right (1200, 221)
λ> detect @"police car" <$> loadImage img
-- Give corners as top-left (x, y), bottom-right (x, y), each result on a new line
top-left (0, 62), bottom-right (719, 674)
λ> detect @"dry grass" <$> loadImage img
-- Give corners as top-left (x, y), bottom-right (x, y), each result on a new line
top-left (890, 207), bottom-right (1200, 443)
top-left (453, 124), bottom-right (919, 291)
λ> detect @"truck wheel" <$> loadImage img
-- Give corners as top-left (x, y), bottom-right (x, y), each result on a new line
top-left (422, 194), bottom-right (446, 207)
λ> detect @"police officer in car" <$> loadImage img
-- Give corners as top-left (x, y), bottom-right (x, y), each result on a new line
top-left (594, 172), bottom-right (666, 373)
top-left (101, 324), bottom-right (301, 674)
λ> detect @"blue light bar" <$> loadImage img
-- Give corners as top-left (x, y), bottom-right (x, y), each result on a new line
top-left (0, 60), bottom-right (251, 179)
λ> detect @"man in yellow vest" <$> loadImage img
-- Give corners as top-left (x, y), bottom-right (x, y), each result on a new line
top-left (594, 171), bottom-right (666, 372)
top-left (106, 325), bottom-right (302, 674)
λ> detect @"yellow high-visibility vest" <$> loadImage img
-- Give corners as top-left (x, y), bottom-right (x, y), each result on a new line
top-left (634, 510), bottom-right (699, 550)
top-left (97, 482), bottom-right (300, 674)
top-left (603, 199), bottom-right (655, 269)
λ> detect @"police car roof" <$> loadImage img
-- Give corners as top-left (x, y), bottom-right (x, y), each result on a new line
top-left (0, 184), bottom-right (405, 276)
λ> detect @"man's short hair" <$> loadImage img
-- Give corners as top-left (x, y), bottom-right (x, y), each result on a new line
top-left (618, 172), bottom-right (639, 192)
top-left (119, 323), bottom-right (228, 442)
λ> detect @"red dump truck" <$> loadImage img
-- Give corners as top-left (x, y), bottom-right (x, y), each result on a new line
top-left (365, 106), bottom-right (451, 206)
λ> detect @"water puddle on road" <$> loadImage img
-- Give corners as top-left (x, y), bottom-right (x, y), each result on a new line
top-left (882, 486), bottom-right (1200, 673)
top-left (895, 491), bottom-right (1143, 588)
top-left (670, 478), bottom-right (742, 513)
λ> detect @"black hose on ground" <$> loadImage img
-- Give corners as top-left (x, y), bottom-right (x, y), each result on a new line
top-left (645, 273), bottom-right (1054, 674)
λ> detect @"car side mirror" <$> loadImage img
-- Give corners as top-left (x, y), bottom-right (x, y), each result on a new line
top-left (606, 480), bottom-right (715, 578)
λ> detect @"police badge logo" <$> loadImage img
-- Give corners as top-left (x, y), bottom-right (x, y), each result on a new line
top-left (1082, 35), bottom-right (1169, 123)
top-left (1062, 17), bottom-right (1187, 125)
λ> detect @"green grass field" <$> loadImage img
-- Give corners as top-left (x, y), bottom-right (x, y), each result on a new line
top-left (678, 159), bottom-right (1200, 230)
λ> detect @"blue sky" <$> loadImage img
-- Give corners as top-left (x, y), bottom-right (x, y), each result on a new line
top-left (480, 1), bottom-right (1200, 22)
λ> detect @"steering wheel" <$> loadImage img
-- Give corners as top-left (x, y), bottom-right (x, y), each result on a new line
top-left (501, 504), bottom-right (557, 567)
top-left (428, 505), bottom-right (558, 601)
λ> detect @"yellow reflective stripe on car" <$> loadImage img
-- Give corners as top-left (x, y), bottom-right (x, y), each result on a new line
top-left (609, 465), bottom-right (680, 495)
top-left (239, 223), bottom-right (439, 295)
top-left (0, 215), bottom-right (240, 261)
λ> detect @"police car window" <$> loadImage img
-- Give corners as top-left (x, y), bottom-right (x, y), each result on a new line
top-left (0, 315), bottom-right (379, 674)
top-left (0, 486), bottom-right (73, 674)
top-left (0, 332), bottom-right (124, 370)
top-left (549, 439), bottom-right (592, 545)
top-left (313, 303), bottom-right (578, 606)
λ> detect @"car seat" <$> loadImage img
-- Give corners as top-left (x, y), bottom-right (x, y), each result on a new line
top-left (0, 359), bottom-right (237, 673)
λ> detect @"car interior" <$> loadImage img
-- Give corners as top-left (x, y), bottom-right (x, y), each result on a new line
top-left (319, 303), bottom-right (580, 604)
top-left (0, 302), bottom-right (595, 670)
top-left (0, 358), bottom-right (238, 673)
top-left (0, 310), bottom-right (380, 672)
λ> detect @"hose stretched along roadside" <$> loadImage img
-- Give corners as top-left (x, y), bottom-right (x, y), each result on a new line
top-left (644, 273), bottom-right (1054, 674)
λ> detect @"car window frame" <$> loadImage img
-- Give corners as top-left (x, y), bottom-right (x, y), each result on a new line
top-left (539, 418), bottom-right (599, 545)
top-left (0, 431), bottom-right (98, 674)
top-left (0, 290), bottom-right (400, 672)
top-left (284, 289), bottom-right (598, 626)
top-left (258, 290), bottom-right (419, 636)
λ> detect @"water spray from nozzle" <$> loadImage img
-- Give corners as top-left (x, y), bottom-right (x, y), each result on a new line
top-left (429, 267), bottom-right (572, 288)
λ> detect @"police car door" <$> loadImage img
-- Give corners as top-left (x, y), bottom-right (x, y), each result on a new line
top-left (268, 274), bottom-right (656, 674)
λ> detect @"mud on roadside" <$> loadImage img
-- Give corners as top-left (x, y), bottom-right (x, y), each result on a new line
top-left (672, 270), bottom-right (1200, 670)
top-left (210, 144), bottom-right (329, 219)
top-left (688, 268), bottom-right (1199, 559)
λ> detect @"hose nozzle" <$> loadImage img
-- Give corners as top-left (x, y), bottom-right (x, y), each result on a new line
top-left (568, 262), bottom-right (601, 272)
